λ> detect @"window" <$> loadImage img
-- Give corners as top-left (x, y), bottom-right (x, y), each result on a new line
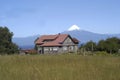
top-left (53, 47), bottom-right (58, 51)
top-left (44, 47), bottom-right (49, 51)
top-left (43, 39), bottom-right (53, 42)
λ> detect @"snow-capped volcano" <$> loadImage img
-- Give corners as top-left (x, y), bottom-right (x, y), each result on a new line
top-left (68, 25), bottom-right (80, 31)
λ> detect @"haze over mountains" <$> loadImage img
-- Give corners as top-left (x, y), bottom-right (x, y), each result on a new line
top-left (12, 25), bottom-right (120, 49)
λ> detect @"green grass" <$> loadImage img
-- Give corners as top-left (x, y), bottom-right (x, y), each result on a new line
top-left (0, 54), bottom-right (120, 80)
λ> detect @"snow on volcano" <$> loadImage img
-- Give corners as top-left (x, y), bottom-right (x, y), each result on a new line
top-left (68, 25), bottom-right (80, 31)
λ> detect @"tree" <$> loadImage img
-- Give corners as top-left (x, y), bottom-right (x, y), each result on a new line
top-left (0, 26), bottom-right (18, 54)
top-left (105, 37), bottom-right (120, 53)
top-left (97, 40), bottom-right (106, 51)
top-left (97, 37), bottom-right (120, 54)
top-left (83, 41), bottom-right (97, 52)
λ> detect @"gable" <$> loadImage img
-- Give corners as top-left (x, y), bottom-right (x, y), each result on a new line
top-left (63, 37), bottom-right (74, 45)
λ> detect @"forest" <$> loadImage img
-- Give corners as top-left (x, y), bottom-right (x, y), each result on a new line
top-left (79, 37), bottom-right (120, 54)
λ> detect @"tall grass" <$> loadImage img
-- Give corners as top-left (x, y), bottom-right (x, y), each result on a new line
top-left (0, 54), bottom-right (120, 80)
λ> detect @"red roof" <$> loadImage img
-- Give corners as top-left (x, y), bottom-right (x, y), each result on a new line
top-left (35, 34), bottom-right (79, 47)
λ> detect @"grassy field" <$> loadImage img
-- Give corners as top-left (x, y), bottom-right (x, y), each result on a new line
top-left (0, 54), bottom-right (120, 80)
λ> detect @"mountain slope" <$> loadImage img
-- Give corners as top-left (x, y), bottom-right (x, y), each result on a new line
top-left (62, 30), bottom-right (120, 43)
top-left (12, 35), bottom-right (39, 49)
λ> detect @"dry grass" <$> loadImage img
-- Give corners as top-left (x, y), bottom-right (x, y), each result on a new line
top-left (0, 54), bottom-right (120, 80)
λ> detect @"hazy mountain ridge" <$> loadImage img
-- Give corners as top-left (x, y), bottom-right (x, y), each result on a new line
top-left (63, 30), bottom-right (120, 43)
top-left (12, 35), bottom-right (39, 49)
top-left (12, 30), bottom-right (120, 49)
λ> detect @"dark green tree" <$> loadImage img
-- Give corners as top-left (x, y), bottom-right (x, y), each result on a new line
top-left (105, 37), bottom-right (120, 53)
top-left (83, 41), bottom-right (97, 52)
top-left (97, 40), bottom-right (106, 51)
top-left (97, 37), bottom-right (120, 54)
top-left (0, 26), bottom-right (18, 54)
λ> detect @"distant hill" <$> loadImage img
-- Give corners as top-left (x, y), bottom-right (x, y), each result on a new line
top-left (12, 30), bottom-right (120, 49)
top-left (12, 35), bottom-right (39, 49)
top-left (62, 30), bottom-right (120, 43)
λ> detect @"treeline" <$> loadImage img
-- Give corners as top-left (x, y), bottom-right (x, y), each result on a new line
top-left (0, 26), bottom-right (19, 54)
top-left (80, 37), bottom-right (120, 54)
top-left (0, 26), bottom-right (120, 55)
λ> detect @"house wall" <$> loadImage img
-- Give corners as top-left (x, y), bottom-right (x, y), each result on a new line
top-left (62, 37), bottom-right (78, 53)
top-left (43, 47), bottom-right (59, 54)
top-left (37, 46), bottom-right (78, 54)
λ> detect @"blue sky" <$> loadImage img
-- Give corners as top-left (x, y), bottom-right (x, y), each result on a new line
top-left (0, 0), bottom-right (120, 37)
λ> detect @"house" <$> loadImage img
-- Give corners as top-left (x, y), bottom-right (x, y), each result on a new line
top-left (35, 34), bottom-right (79, 54)
top-left (20, 49), bottom-right (37, 55)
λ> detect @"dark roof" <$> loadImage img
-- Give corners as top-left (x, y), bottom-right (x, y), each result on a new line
top-left (35, 34), bottom-right (79, 47)
top-left (72, 38), bottom-right (79, 44)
